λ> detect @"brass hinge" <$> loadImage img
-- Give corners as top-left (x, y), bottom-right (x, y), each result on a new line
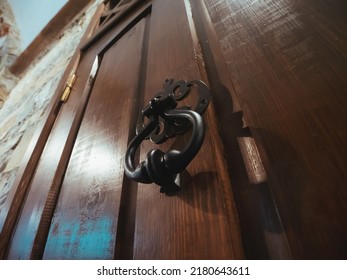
top-left (60, 74), bottom-right (77, 103)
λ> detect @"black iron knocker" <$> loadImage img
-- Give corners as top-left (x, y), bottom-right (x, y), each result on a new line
top-left (124, 79), bottom-right (211, 194)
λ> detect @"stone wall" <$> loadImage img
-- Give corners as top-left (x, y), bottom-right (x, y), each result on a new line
top-left (0, 0), bottom-right (21, 108)
top-left (0, 2), bottom-right (101, 215)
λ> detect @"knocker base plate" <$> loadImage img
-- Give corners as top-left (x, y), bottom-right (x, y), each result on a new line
top-left (136, 79), bottom-right (211, 144)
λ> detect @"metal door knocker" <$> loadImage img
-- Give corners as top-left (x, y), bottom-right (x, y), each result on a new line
top-left (124, 79), bottom-right (211, 194)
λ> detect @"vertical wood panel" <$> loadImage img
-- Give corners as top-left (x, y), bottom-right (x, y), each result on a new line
top-left (0, 5), bottom-right (106, 259)
top-left (205, 0), bottom-right (347, 258)
top-left (6, 51), bottom-right (100, 260)
top-left (42, 19), bottom-right (146, 259)
top-left (191, 0), bottom-right (291, 259)
top-left (132, 0), bottom-right (243, 259)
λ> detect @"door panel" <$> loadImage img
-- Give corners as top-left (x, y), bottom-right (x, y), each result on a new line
top-left (0, 6), bottom-right (106, 258)
top-left (189, 0), bottom-right (292, 259)
top-left (6, 50), bottom-right (103, 260)
top-left (42, 19), bottom-right (147, 260)
top-left (203, 0), bottom-right (347, 259)
top-left (132, 0), bottom-right (243, 259)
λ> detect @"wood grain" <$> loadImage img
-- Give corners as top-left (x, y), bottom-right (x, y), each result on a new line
top-left (132, 0), bottom-right (243, 259)
top-left (191, 0), bottom-right (291, 259)
top-left (0, 4), bottom-right (105, 259)
top-left (42, 19), bottom-right (146, 259)
top-left (7, 52), bottom-right (102, 260)
top-left (205, 0), bottom-right (347, 258)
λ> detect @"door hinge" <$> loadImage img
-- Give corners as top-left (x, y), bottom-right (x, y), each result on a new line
top-left (60, 73), bottom-right (77, 103)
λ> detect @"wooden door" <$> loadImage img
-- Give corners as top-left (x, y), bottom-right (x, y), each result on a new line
top-left (1, 0), bottom-right (347, 260)
top-left (0, 0), bottom-right (244, 260)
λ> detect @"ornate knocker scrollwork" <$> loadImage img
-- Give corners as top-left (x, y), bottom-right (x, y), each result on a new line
top-left (124, 79), bottom-right (211, 194)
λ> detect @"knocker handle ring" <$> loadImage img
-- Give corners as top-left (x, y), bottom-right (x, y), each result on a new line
top-left (124, 79), bottom-right (210, 194)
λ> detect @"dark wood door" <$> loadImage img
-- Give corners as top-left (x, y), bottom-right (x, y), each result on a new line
top-left (1, 0), bottom-right (244, 260)
top-left (1, 0), bottom-right (347, 260)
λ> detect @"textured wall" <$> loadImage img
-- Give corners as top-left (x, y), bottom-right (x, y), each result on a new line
top-left (0, 0), bottom-right (21, 108)
top-left (0, 2), bottom-right (101, 215)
